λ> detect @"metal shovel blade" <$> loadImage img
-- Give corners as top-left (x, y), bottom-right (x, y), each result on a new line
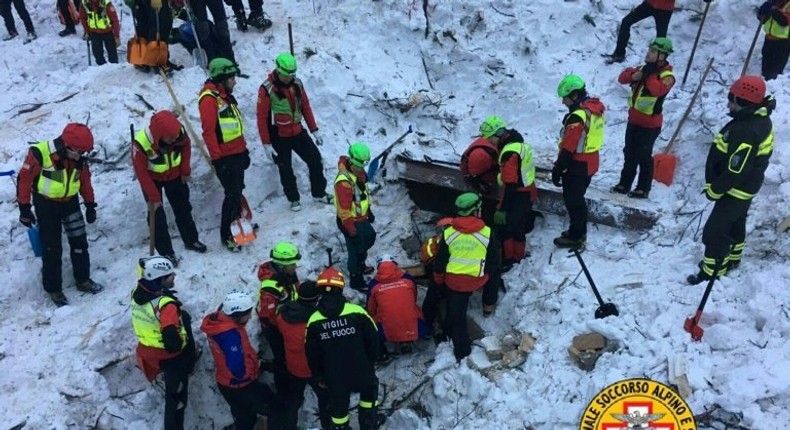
top-left (684, 310), bottom-right (704, 341)
top-left (193, 48), bottom-right (208, 69)
top-left (594, 302), bottom-right (619, 319)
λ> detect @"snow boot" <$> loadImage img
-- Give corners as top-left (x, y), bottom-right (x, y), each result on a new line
top-left (49, 291), bottom-right (69, 307)
top-left (3, 31), bottom-right (18, 41)
top-left (247, 11), bottom-right (273, 31)
top-left (603, 53), bottom-right (625, 64)
top-left (24, 31), bottom-right (36, 43)
top-left (186, 240), bottom-right (207, 253)
top-left (164, 254), bottom-right (180, 268)
top-left (483, 303), bottom-right (496, 317)
top-left (359, 406), bottom-right (386, 430)
top-left (553, 236), bottom-right (585, 249)
top-left (314, 194), bottom-right (334, 204)
top-left (628, 189), bottom-right (649, 199)
top-left (76, 279), bottom-right (104, 294)
top-left (350, 273), bottom-right (367, 292)
top-left (611, 184), bottom-right (628, 194)
top-left (235, 14), bottom-right (248, 32)
top-left (289, 200), bottom-right (302, 212)
top-left (58, 27), bottom-right (76, 37)
top-left (687, 269), bottom-right (714, 285)
top-left (223, 238), bottom-right (241, 252)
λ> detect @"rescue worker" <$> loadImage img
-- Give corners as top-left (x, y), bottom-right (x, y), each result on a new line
top-left (334, 142), bottom-right (376, 291)
top-left (758, 0), bottom-right (790, 80)
top-left (1, 0), bottom-right (36, 41)
top-left (17, 123), bottom-right (103, 307)
top-left (256, 241), bottom-right (301, 395)
top-left (199, 57), bottom-right (251, 251)
top-left (132, 111), bottom-right (207, 264)
top-left (131, 256), bottom-right (200, 430)
top-left (79, 0), bottom-right (120, 65)
top-left (602, 0), bottom-right (688, 63)
top-left (479, 116), bottom-right (536, 270)
top-left (227, 0), bottom-right (271, 32)
top-left (459, 135), bottom-right (498, 193)
top-left (273, 280), bottom-right (331, 430)
top-left (367, 255), bottom-right (423, 355)
top-left (57, 0), bottom-right (80, 36)
top-left (201, 289), bottom-right (280, 430)
top-left (688, 76), bottom-right (775, 284)
top-left (420, 217), bottom-right (453, 337)
top-left (551, 75), bottom-right (606, 248)
top-left (257, 52), bottom-right (331, 212)
top-left (433, 193), bottom-right (501, 360)
top-left (188, 0), bottom-right (236, 62)
top-left (306, 267), bottom-right (384, 430)
top-left (612, 37), bottom-right (675, 199)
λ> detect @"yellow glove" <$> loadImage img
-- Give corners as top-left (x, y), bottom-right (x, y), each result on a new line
top-left (151, 0), bottom-right (162, 10)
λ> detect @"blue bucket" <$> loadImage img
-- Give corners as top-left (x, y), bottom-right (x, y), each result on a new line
top-left (28, 226), bottom-right (42, 257)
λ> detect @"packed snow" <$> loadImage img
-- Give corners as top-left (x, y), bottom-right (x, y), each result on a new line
top-left (0, 0), bottom-right (788, 429)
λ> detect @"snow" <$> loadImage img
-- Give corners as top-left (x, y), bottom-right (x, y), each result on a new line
top-left (0, 0), bottom-right (788, 428)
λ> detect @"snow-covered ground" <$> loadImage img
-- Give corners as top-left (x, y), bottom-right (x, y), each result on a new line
top-left (1, 0), bottom-right (788, 428)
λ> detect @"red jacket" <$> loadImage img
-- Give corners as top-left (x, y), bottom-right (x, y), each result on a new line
top-left (497, 131), bottom-right (538, 210)
top-left (256, 261), bottom-right (299, 328)
top-left (460, 137), bottom-right (498, 185)
top-left (433, 216), bottom-right (494, 292)
top-left (17, 142), bottom-right (95, 205)
top-left (618, 63), bottom-right (675, 129)
top-left (256, 71), bottom-right (318, 145)
top-left (273, 300), bottom-right (315, 378)
top-left (79, 0), bottom-right (120, 38)
top-left (367, 262), bottom-right (422, 342)
top-left (646, 0), bottom-right (674, 11)
top-left (131, 128), bottom-right (192, 204)
top-left (199, 81), bottom-right (248, 161)
top-left (201, 310), bottom-right (259, 388)
top-left (556, 98), bottom-right (606, 176)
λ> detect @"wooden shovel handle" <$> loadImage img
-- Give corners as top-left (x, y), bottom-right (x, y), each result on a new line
top-left (663, 57), bottom-right (714, 155)
top-left (148, 206), bottom-right (156, 256)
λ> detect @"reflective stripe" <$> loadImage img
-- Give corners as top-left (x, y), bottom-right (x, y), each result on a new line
top-left (306, 303), bottom-right (377, 329)
top-left (82, 0), bottom-right (111, 30)
top-left (572, 108), bottom-right (605, 153)
top-left (131, 294), bottom-right (187, 349)
top-left (497, 142), bottom-right (535, 187)
top-left (764, 15), bottom-right (790, 39)
top-left (33, 141), bottom-right (81, 199)
top-left (331, 415), bottom-right (350, 425)
top-left (134, 128), bottom-right (182, 173)
top-left (333, 171), bottom-right (370, 217)
top-left (359, 400), bottom-right (378, 409)
top-left (443, 226), bottom-right (491, 277)
top-left (628, 69), bottom-right (674, 115)
top-left (262, 79), bottom-right (304, 126)
top-left (199, 89), bottom-right (244, 143)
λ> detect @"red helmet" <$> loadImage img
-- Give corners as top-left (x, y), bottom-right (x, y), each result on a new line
top-left (61, 123), bottom-right (94, 153)
top-left (317, 267), bottom-right (345, 291)
top-left (729, 76), bottom-right (766, 105)
top-left (150, 110), bottom-right (183, 143)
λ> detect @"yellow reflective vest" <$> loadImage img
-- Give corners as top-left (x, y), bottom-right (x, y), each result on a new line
top-left (629, 68), bottom-right (674, 115)
top-left (32, 141), bottom-right (81, 199)
top-left (134, 128), bottom-right (182, 174)
top-left (82, 0), bottom-right (112, 31)
top-left (131, 294), bottom-right (187, 349)
top-left (764, 5), bottom-right (790, 39)
top-left (199, 89), bottom-right (244, 143)
top-left (443, 225), bottom-right (490, 277)
top-left (558, 108), bottom-right (604, 153)
top-left (497, 142), bottom-right (535, 187)
top-left (261, 79), bottom-right (305, 126)
top-left (334, 169), bottom-right (370, 218)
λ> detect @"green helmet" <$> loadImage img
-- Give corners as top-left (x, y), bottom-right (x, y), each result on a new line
top-left (557, 74), bottom-right (586, 98)
top-left (650, 37), bottom-right (673, 55)
top-left (275, 52), bottom-right (297, 76)
top-left (271, 242), bottom-right (301, 266)
top-left (348, 142), bottom-right (371, 167)
top-left (209, 57), bottom-right (239, 80)
top-left (479, 116), bottom-right (507, 139)
top-left (455, 192), bottom-right (482, 216)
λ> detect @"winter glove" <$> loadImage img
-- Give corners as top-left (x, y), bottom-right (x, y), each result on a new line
top-left (151, 0), bottom-right (162, 10)
top-left (312, 130), bottom-right (324, 146)
top-left (368, 211), bottom-right (375, 224)
top-left (551, 167), bottom-right (562, 187)
top-left (493, 210), bottom-right (507, 225)
top-left (162, 325), bottom-right (184, 353)
top-left (758, 2), bottom-right (772, 22)
top-left (85, 202), bottom-right (97, 224)
top-left (19, 204), bottom-right (36, 227)
top-left (641, 62), bottom-right (658, 76)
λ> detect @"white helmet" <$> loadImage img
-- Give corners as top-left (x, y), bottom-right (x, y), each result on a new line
top-left (139, 256), bottom-right (175, 281)
top-left (222, 289), bottom-right (255, 315)
top-left (376, 254), bottom-right (397, 267)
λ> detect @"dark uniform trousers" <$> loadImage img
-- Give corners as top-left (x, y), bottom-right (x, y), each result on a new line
top-left (219, 380), bottom-right (280, 430)
top-left (88, 32), bottom-right (118, 65)
top-left (613, 1), bottom-right (672, 57)
top-left (340, 219), bottom-right (376, 289)
top-left (328, 376), bottom-right (379, 430)
top-left (272, 130), bottom-right (327, 203)
top-left (618, 124), bottom-right (661, 193)
top-left (281, 372), bottom-right (331, 430)
top-left (33, 193), bottom-right (89, 293)
top-left (261, 325), bottom-right (289, 396)
top-left (444, 279), bottom-right (499, 360)
top-left (147, 178), bottom-right (200, 256)
top-left (214, 151), bottom-right (248, 243)
top-left (561, 173), bottom-right (592, 241)
top-left (762, 38), bottom-right (790, 80)
top-left (1, 0), bottom-right (35, 34)
top-left (499, 191), bottom-right (532, 263)
top-left (160, 311), bottom-right (198, 430)
top-left (700, 195), bottom-right (751, 276)
top-left (189, 0), bottom-right (235, 61)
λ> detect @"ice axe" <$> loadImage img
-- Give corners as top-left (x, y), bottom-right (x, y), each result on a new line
top-left (571, 247), bottom-right (619, 319)
top-left (367, 125), bottom-right (414, 180)
top-left (684, 259), bottom-right (723, 341)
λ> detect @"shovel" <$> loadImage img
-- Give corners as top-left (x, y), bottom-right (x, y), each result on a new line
top-left (684, 260), bottom-right (722, 341)
top-left (145, 9), bottom-right (168, 67)
top-left (183, 0), bottom-right (208, 69)
top-left (653, 57), bottom-right (714, 186)
top-left (571, 248), bottom-right (619, 319)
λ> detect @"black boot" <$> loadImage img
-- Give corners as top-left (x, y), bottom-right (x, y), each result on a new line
top-left (359, 406), bottom-right (386, 430)
top-left (247, 11), bottom-right (273, 31)
top-left (686, 269), bottom-right (712, 285)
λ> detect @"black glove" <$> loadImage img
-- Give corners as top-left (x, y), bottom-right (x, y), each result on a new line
top-left (551, 168), bottom-right (562, 187)
top-left (85, 202), bottom-right (97, 224)
top-left (19, 204), bottom-right (36, 227)
top-left (368, 212), bottom-right (376, 224)
top-left (758, 2), bottom-right (772, 22)
top-left (241, 149), bottom-right (251, 170)
top-left (703, 0), bottom-right (712, 3)
top-left (641, 62), bottom-right (658, 76)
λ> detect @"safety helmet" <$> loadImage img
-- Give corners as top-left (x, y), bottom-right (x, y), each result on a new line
top-left (297, 280), bottom-right (320, 301)
top-left (479, 116), bottom-right (507, 139)
top-left (61, 123), bottom-right (94, 153)
top-left (650, 37), bottom-right (673, 55)
top-left (348, 142), bottom-right (371, 167)
top-left (729, 75), bottom-right (766, 105)
top-left (139, 256), bottom-right (175, 281)
top-left (222, 289), bottom-right (255, 316)
top-left (455, 192), bottom-right (482, 216)
top-left (317, 267), bottom-right (346, 291)
top-left (375, 254), bottom-right (397, 267)
top-left (557, 74), bottom-right (586, 98)
top-left (275, 52), bottom-right (297, 76)
top-left (270, 242), bottom-right (301, 266)
top-left (209, 57), bottom-right (239, 80)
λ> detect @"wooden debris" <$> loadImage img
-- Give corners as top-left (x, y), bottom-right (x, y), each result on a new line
top-left (568, 332), bottom-right (618, 371)
top-left (668, 353), bottom-right (692, 398)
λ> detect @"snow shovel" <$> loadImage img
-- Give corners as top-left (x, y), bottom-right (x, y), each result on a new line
top-left (741, 22), bottom-right (762, 77)
top-left (231, 217), bottom-right (257, 246)
top-left (144, 10), bottom-right (168, 67)
top-left (653, 57), bottom-right (714, 186)
top-left (684, 260), bottom-right (723, 341)
top-left (571, 248), bottom-right (619, 319)
top-left (127, 11), bottom-right (148, 66)
top-left (681, 0), bottom-right (711, 86)
top-left (367, 125), bottom-right (414, 180)
top-left (183, 0), bottom-right (208, 69)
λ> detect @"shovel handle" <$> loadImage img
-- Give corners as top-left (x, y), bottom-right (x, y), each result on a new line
top-left (572, 248), bottom-right (606, 306)
top-left (326, 247), bottom-right (333, 267)
top-left (663, 57), bottom-right (714, 155)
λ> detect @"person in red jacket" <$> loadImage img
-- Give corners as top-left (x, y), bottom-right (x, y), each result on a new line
top-left (604, 0), bottom-right (685, 63)
top-left (366, 255), bottom-right (423, 356)
top-left (612, 37), bottom-right (676, 198)
top-left (79, 0), bottom-right (120, 65)
top-left (459, 136), bottom-right (498, 193)
top-left (551, 75), bottom-right (606, 248)
top-left (131, 256), bottom-right (200, 430)
top-left (201, 289), bottom-right (281, 430)
top-left (433, 193), bottom-right (501, 361)
top-left (273, 280), bottom-right (331, 430)
top-left (17, 123), bottom-right (102, 306)
top-left (199, 57), bottom-right (251, 251)
top-left (758, 0), bottom-right (790, 80)
top-left (257, 52), bottom-right (331, 212)
top-left (132, 111), bottom-right (206, 264)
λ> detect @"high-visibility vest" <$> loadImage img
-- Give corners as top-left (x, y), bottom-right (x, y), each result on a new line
top-left (261, 79), bottom-right (305, 126)
top-left (199, 89), bottom-right (244, 143)
top-left (134, 128), bottom-right (182, 174)
top-left (32, 141), bottom-right (81, 199)
top-left (628, 68), bottom-right (674, 115)
top-left (764, 4), bottom-right (790, 39)
top-left (497, 142), bottom-right (535, 187)
top-left (334, 170), bottom-right (370, 217)
top-left (421, 234), bottom-right (440, 265)
top-left (306, 302), bottom-right (376, 328)
top-left (82, 0), bottom-right (112, 30)
top-left (558, 108), bottom-right (605, 153)
top-left (131, 295), bottom-right (187, 349)
top-left (443, 225), bottom-right (490, 277)
top-left (259, 279), bottom-right (299, 300)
